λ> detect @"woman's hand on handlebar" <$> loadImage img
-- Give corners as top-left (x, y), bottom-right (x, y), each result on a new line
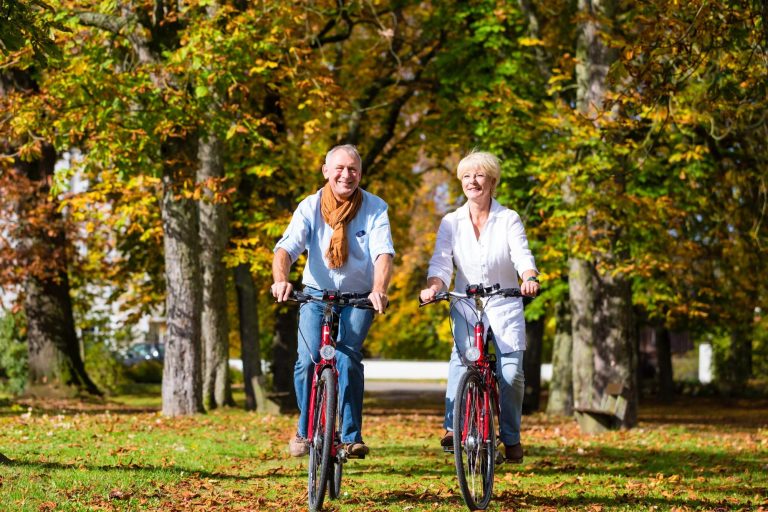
top-left (271, 281), bottom-right (294, 302)
top-left (520, 279), bottom-right (540, 298)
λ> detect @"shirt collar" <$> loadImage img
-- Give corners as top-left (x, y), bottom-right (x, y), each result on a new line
top-left (456, 198), bottom-right (502, 220)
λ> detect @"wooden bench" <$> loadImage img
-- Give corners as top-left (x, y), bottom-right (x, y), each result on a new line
top-left (574, 381), bottom-right (628, 434)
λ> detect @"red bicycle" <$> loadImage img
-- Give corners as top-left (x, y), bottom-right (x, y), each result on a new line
top-left (288, 290), bottom-right (375, 512)
top-left (420, 283), bottom-right (523, 511)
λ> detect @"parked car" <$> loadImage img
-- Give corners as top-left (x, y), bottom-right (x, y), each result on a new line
top-left (123, 343), bottom-right (164, 383)
top-left (122, 342), bottom-right (165, 366)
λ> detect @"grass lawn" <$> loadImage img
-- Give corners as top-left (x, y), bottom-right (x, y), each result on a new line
top-left (0, 388), bottom-right (765, 511)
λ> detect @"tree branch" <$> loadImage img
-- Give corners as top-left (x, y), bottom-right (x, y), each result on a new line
top-left (75, 11), bottom-right (155, 64)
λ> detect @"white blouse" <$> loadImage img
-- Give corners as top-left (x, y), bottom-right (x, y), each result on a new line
top-left (427, 199), bottom-right (537, 352)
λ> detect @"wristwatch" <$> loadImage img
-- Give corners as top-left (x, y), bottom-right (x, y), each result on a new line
top-left (526, 276), bottom-right (539, 283)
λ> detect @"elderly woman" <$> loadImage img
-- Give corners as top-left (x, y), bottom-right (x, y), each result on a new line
top-left (419, 150), bottom-right (540, 463)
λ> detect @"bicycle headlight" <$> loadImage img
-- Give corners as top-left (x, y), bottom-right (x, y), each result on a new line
top-left (465, 347), bottom-right (480, 362)
top-left (319, 345), bottom-right (336, 360)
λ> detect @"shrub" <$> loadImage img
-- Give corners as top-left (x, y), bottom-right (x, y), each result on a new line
top-left (0, 312), bottom-right (28, 395)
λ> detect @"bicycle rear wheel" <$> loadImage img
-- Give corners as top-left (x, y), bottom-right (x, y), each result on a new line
top-left (308, 367), bottom-right (336, 511)
top-left (453, 369), bottom-right (495, 510)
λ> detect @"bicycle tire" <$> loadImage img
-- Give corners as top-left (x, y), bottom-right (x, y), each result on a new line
top-left (328, 422), bottom-right (342, 500)
top-left (328, 456), bottom-right (342, 499)
top-left (453, 369), bottom-right (495, 510)
top-left (308, 367), bottom-right (336, 511)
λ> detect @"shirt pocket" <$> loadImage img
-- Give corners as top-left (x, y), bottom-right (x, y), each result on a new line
top-left (349, 228), bottom-right (368, 258)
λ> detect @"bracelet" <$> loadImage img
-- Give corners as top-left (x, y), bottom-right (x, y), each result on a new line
top-left (526, 276), bottom-right (539, 283)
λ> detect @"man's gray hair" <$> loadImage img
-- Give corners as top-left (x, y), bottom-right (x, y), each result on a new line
top-left (325, 144), bottom-right (362, 168)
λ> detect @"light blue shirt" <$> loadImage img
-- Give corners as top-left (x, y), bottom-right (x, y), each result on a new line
top-left (274, 188), bottom-right (395, 294)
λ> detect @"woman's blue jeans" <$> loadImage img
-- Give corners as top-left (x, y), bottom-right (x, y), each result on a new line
top-left (444, 309), bottom-right (525, 446)
top-left (294, 289), bottom-right (374, 444)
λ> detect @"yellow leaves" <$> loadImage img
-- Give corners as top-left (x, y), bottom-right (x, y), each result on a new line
top-left (248, 59), bottom-right (279, 75)
top-left (225, 124), bottom-right (249, 140)
top-left (303, 118), bottom-right (320, 135)
top-left (518, 37), bottom-right (544, 47)
top-left (669, 144), bottom-right (708, 164)
top-left (245, 164), bottom-right (276, 178)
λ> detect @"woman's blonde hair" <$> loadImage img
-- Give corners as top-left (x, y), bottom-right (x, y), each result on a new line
top-left (456, 150), bottom-right (501, 195)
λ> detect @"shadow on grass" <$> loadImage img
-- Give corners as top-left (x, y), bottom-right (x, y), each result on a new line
top-left (0, 457), bottom-right (306, 482)
top-left (494, 490), bottom-right (743, 511)
top-left (359, 442), bottom-right (765, 487)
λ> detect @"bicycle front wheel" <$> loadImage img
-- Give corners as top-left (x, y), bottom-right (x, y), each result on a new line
top-left (328, 455), bottom-right (342, 499)
top-left (453, 369), bottom-right (495, 510)
top-left (308, 367), bottom-right (336, 512)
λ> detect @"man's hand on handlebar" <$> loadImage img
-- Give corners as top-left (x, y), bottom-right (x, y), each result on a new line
top-left (368, 290), bottom-right (388, 314)
top-left (271, 281), bottom-right (293, 302)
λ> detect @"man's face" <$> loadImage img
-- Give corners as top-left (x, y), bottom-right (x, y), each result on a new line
top-left (322, 149), bottom-right (362, 200)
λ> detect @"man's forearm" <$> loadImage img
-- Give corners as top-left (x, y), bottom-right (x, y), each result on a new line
top-left (272, 248), bottom-right (292, 283)
top-left (372, 253), bottom-right (393, 294)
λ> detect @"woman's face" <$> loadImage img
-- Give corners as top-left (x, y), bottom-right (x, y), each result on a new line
top-left (323, 149), bottom-right (362, 200)
top-left (461, 167), bottom-right (494, 204)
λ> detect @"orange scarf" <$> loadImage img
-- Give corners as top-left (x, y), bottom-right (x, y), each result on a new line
top-left (321, 182), bottom-right (363, 269)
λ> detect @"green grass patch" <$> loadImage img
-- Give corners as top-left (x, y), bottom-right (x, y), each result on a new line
top-left (0, 393), bottom-right (765, 511)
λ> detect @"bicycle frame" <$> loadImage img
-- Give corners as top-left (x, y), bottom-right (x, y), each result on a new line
top-left (288, 289), bottom-right (375, 511)
top-left (420, 283), bottom-right (525, 510)
top-left (463, 294), bottom-right (500, 455)
top-left (306, 299), bottom-right (340, 460)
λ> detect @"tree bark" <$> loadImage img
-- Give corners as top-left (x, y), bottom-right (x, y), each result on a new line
top-left (197, 131), bottom-right (233, 409)
top-left (234, 263), bottom-right (275, 412)
top-left (272, 305), bottom-right (299, 410)
top-left (547, 298), bottom-right (573, 416)
top-left (522, 316), bottom-right (544, 414)
top-left (656, 326), bottom-right (674, 400)
top-left (161, 136), bottom-right (204, 416)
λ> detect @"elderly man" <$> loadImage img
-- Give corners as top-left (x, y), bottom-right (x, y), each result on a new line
top-left (271, 144), bottom-right (394, 457)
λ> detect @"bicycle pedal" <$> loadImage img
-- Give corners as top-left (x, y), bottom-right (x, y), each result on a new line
top-left (495, 440), bottom-right (504, 464)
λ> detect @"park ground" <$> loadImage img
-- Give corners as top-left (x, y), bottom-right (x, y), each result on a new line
top-left (0, 385), bottom-right (766, 511)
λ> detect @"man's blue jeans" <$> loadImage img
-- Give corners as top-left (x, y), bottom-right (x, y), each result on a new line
top-left (294, 288), bottom-right (374, 444)
top-left (444, 309), bottom-right (525, 446)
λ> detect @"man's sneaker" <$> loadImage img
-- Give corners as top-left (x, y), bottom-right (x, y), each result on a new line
top-left (342, 442), bottom-right (369, 458)
top-left (289, 434), bottom-right (309, 457)
top-left (440, 431), bottom-right (454, 452)
top-left (505, 442), bottom-right (523, 463)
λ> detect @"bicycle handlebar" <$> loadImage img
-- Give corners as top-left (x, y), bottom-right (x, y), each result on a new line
top-left (287, 290), bottom-right (377, 310)
top-left (419, 283), bottom-right (524, 307)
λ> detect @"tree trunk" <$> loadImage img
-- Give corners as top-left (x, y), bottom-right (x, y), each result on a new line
top-left (25, 271), bottom-right (101, 397)
top-left (593, 271), bottom-right (636, 426)
top-left (570, 0), bottom-right (637, 433)
top-left (522, 316), bottom-right (544, 414)
top-left (17, 144), bottom-right (101, 397)
top-left (3, 71), bottom-right (100, 397)
top-left (272, 305), bottom-right (299, 410)
top-left (569, 258), bottom-right (597, 411)
top-left (547, 298), bottom-right (573, 416)
top-left (197, 131), bottom-right (233, 409)
top-left (656, 326), bottom-right (674, 400)
top-left (234, 263), bottom-right (276, 412)
top-left (161, 137), bottom-right (204, 416)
